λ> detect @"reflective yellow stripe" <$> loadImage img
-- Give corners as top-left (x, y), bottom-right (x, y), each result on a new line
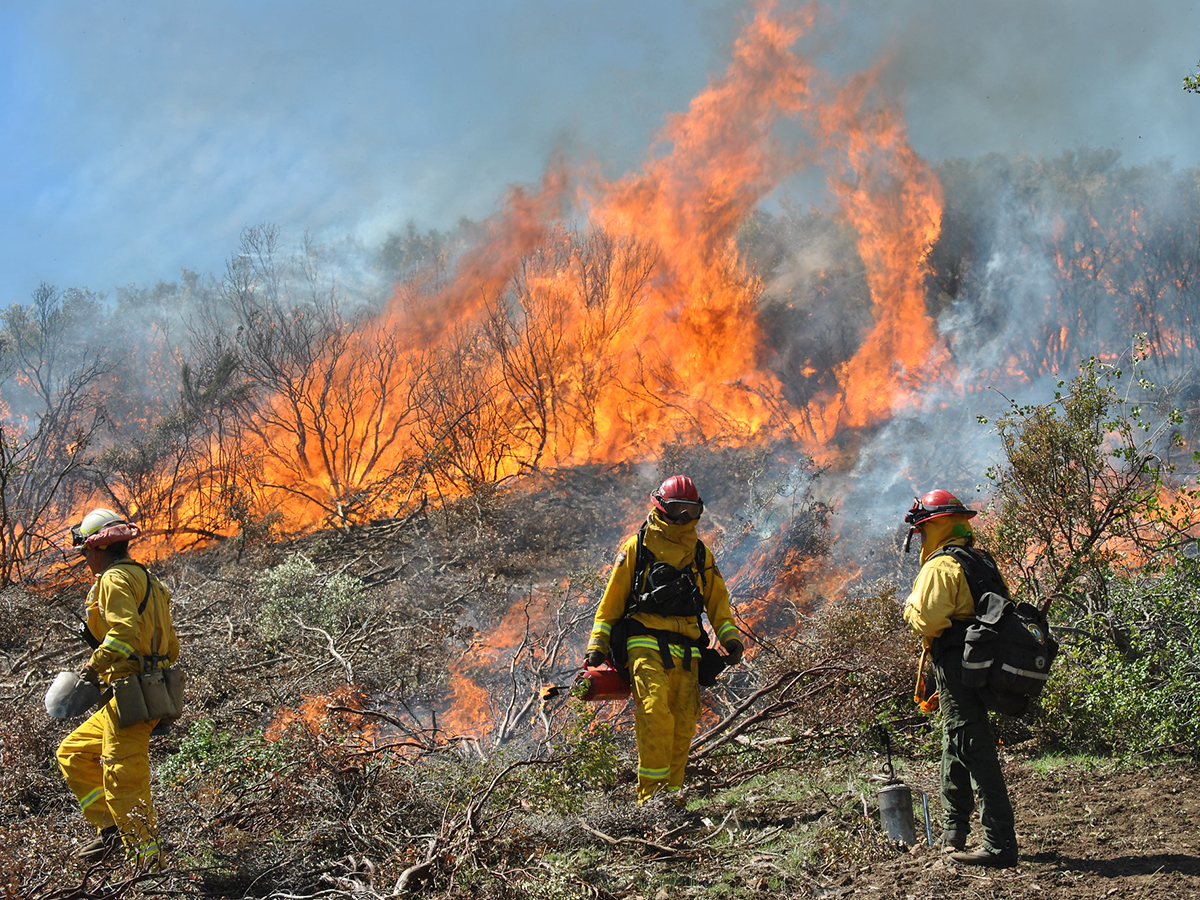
top-left (101, 634), bottom-right (135, 657)
top-left (594, 622), bottom-right (612, 636)
top-left (638, 765), bottom-right (670, 779)
top-left (717, 622), bottom-right (739, 641)
top-left (79, 788), bottom-right (104, 811)
top-left (625, 636), bottom-right (659, 648)
top-left (626, 637), bottom-right (688, 659)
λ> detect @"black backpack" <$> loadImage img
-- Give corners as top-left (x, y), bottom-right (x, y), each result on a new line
top-left (930, 545), bottom-right (1059, 716)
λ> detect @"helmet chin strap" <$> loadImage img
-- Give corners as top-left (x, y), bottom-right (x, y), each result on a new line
top-left (904, 528), bottom-right (917, 553)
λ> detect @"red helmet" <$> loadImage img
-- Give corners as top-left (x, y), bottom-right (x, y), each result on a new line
top-left (904, 489), bottom-right (977, 528)
top-left (903, 489), bottom-right (976, 553)
top-left (651, 475), bottom-right (704, 523)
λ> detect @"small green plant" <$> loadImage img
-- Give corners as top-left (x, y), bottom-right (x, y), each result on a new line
top-left (159, 718), bottom-right (291, 789)
top-left (518, 700), bottom-right (621, 813)
top-left (563, 700), bottom-right (621, 789)
top-left (255, 551), bottom-right (366, 643)
top-left (1185, 59), bottom-right (1200, 93)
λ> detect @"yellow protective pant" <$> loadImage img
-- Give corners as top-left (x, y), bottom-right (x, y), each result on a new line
top-left (629, 643), bottom-right (701, 803)
top-left (56, 698), bottom-right (159, 857)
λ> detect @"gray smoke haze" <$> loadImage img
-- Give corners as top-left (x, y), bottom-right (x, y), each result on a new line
top-left (2, 0), bottom-right (1197, 303)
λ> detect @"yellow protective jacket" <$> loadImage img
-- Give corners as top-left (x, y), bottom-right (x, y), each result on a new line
top-left (588, 511), bottom-right (740, 656)
top-left (903, 520), bottom-right (976, 646)
top-left (86, 559), bottom-right (180, 683)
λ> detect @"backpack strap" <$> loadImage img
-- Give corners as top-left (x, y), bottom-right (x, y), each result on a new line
top-left (927, 545), bottom-right (1010, 602)
top-left (102, 561), bottom-right (153, 613)
top-left (631, 524), bottom-right (652, 599)
top-left (926, 545), bottom-right (1011, 664)
top-left (107, 562), bottom-right (167, 669)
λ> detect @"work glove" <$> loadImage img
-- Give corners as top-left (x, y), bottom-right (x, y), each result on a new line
top-left (585, 650), bottom-right (607, 669)
top-left (78, 664), bottom-right (101, 687)
top-left (721, 639), bottom-right (745, 666)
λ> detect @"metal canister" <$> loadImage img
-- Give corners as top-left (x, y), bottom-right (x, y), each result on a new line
top-left (878, 780), bottom-right (918, 846)
top-left (573, 665), bottom-right (632, 702)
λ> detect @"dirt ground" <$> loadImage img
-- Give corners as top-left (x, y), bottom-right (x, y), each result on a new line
top-left (846, 759), bottom-right (1200, 899)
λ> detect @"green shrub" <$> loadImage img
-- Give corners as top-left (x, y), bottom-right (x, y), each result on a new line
top-left (255, 551), bottom-right (366, 643)
top-left (159, 718), bottom-right (292, 789)
top-left (517, 701), bottom-right (621, 813)
top-left (1034, 555), bottom-right (1200, 756)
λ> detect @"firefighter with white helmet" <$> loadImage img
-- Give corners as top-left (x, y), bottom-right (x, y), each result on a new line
top-left (55, 508), bottom-right (179, 863)
top-left (586, 476), bottom-right (743, 804)
top-left (902, 489), bottom-right (1018, 868)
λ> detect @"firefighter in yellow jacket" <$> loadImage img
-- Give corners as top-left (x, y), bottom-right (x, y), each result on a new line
top-left (56, 508), bottom-right (180, 862)
top-left (902, 489), bottom-right (1017, 868)
top-left (586, 476), bottom-right (743, 804)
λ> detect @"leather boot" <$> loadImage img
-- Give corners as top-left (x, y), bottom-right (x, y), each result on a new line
top-left (949, 845), bottom-right (1018, 868)
top-left (77, 825), bottom-right (121, 862)
top-left (941, 828), bottom-right (968, 853)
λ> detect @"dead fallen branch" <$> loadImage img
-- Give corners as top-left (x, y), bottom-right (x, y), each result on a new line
top-left (692, 665), bottom-right (853, 760)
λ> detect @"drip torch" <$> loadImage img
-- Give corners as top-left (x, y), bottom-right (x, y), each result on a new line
top-left (539, 662), bottom-right (631, 704)
top-left (874, 724), bottom-right (930, 847)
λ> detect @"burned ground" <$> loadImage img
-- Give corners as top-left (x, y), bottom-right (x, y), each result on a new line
top-left (842, 759), bottom-right (1200, 900)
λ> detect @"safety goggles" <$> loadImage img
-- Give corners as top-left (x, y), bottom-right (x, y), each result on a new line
top-left (659, 498), bottom-right (703, 523)
top-left (70, 524), bottom-right (86, 547)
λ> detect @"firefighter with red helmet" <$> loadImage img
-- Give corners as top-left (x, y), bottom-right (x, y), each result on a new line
top-left (586, 476), bottom-right (743, 804)
top-left (903, 489), bottom-right (1018, 868)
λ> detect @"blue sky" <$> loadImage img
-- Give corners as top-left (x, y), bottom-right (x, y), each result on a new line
top-left (2, 0), bottom-right (1198, 304)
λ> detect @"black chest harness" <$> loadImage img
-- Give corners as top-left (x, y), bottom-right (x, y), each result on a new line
top-left (610, 524), bottom-right (720, 681)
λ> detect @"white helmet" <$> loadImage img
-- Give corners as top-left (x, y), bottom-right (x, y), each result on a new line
top-left (71, 508), bottom-right (126, 547)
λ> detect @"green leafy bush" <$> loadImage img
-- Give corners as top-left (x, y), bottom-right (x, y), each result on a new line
top-left (976, 347), bottom-right (1200, 756)
top-left (516, 701), bottom-right (621, 813)
top-left (979, 349), bottom-right (1198, 611)
top-left (159, 718), bottom-right (292, 790)
top-left (255, 551), bottom-right (366, 643)
top-left (1034, 556), bottom-right (1200, 755)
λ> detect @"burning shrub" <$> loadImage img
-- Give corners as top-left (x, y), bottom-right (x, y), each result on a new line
top-left (254, 551), bottom-right (366, 644)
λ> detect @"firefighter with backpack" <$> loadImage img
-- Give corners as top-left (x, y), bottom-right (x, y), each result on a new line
top-left (585, 476), bottom-right (744, 805)
top-left (902, 490), bottom-right (1018, 868)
